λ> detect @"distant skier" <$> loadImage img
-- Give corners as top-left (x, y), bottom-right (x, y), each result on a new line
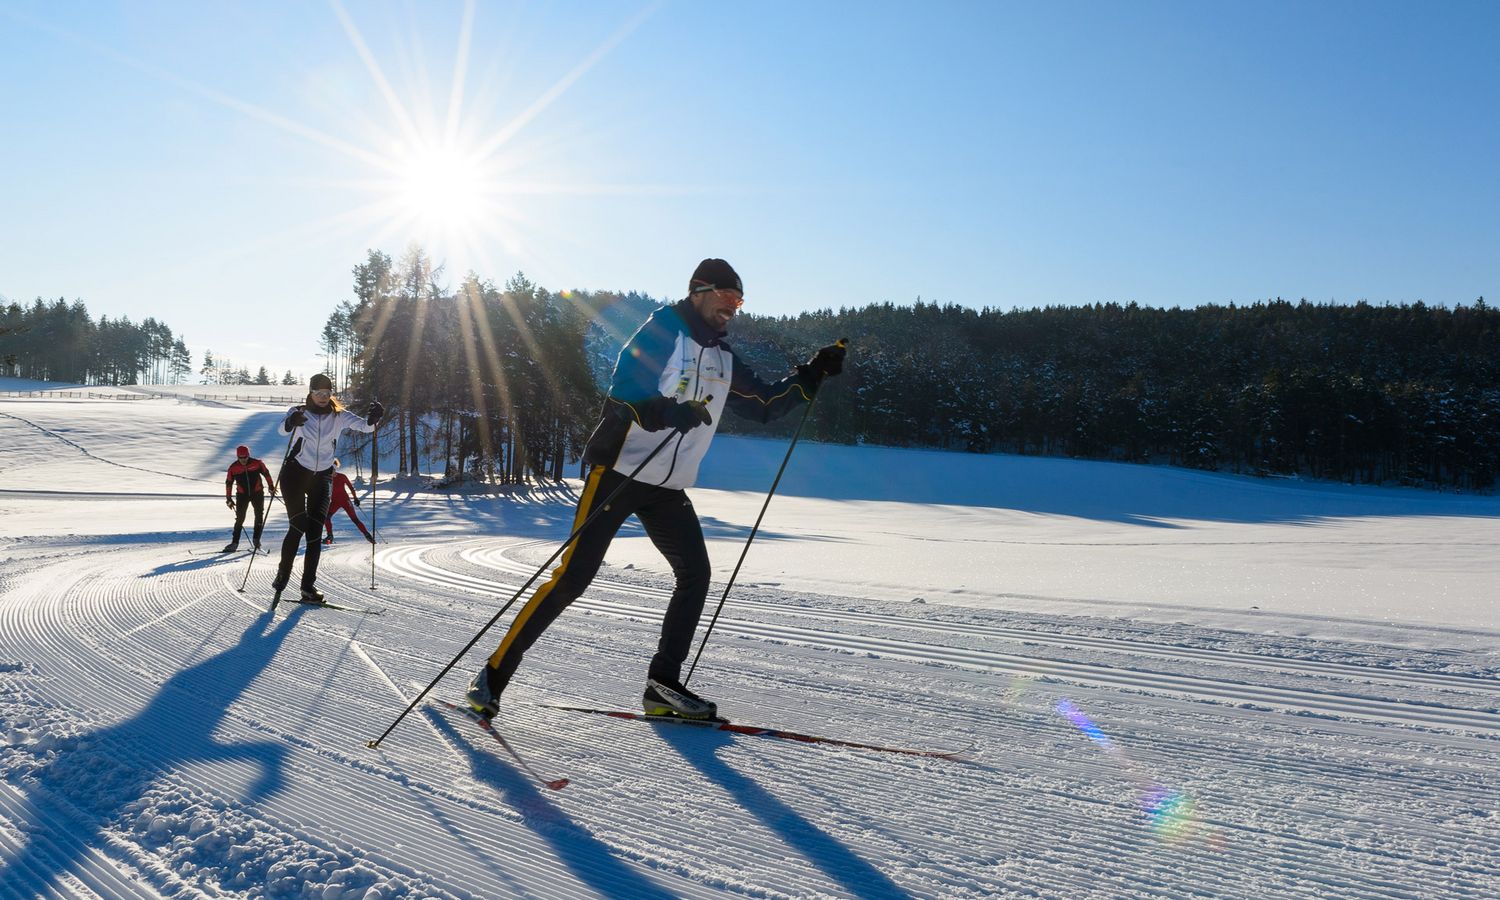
top-left (271, 374), bottom-right (383, 605)
top-left (465, 258), bottom-right (845, 721)
top-left (323, 458), bottom-right (374, 545)
top-left (222, 445), bottom-right (274, 552)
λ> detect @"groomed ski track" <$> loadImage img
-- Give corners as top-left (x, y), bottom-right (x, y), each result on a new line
top-left (2, 536), bottom-right (1497, 898)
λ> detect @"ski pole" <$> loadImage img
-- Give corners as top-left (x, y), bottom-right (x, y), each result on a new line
top-left (243, 416), bottom-right (299, 596)
top-left (264, 458), bottom-right (288, 511)
top-left (685, 345), bottom-right (845, 686)
top-left (367, 402), bottom-right (706, 750)
top-left (370, 421), bottom-right (379, 590)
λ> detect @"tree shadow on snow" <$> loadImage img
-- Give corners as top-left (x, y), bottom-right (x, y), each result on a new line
top-left (209, 412), bottom-right (292, 479)
top-left (369, 487), bottom-right (814, 548)
top-left (0, 608), bottom-right (300, 895)
top-left (698, 435), bottom-right (1500, 527)
top-left (421, 709), bottom-right (679, 898)
top-left (656, 726), bottom-right (912, 900)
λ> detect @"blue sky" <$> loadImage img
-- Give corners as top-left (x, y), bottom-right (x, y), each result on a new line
top-left (2, 1), bottom-right (1496, 379)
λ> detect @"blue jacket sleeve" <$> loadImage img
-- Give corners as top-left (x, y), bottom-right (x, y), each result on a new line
top-left (604, 305), bottom-right (682, 431)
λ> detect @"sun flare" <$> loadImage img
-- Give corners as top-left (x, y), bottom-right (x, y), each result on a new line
top-left (226, 3), bottom-right (664, 283)
top-left (394, 144), bottom-right (487, 232)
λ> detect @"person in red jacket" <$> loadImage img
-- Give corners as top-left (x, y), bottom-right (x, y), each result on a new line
top-left (223, 445), bottom-right (275, 552)
top-left (323, 458), bottom-right (374, 545)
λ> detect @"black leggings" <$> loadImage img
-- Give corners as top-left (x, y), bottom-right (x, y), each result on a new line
top-left (275, 460), bottom-right (334, 591)
top-left (231, 492), bottom-right (267, 544)
top-left (484, 466), bottom-right (710, 694)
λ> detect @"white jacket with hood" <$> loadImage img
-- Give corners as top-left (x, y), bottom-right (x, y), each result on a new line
top-left (280, 404), bottom-right (375, 472)
top-left (582, 298), bottom-right (816, 490)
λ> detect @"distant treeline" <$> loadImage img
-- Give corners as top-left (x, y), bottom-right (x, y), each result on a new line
top-left (198, 352), bottom-right (301, 387)
top-left (0, 297), bottom-right (192, 385)
top-left (724, 297), bottom-right (1500, 491)
top-left (328, 246), bottom-right (1496, 491)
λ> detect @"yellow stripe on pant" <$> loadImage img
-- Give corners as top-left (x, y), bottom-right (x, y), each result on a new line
top-left (486, 465), bottom-right (607, 669)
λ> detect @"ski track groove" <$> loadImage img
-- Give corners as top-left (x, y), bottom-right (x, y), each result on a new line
top-left (395, 550), bottom-right (1494, 896)
top-left (2, 540), bottom-right (1497, 897)
top-left (418, 540), bottom-right (1500, 895)
top-left (347, 561), bottom-right (1337, 897)
top-left (379, 541), bottom-right (1500, 736)
top-left (44, 565), bottom-right (489, 897)
top-left (0, 551), bottom-right (692, 899)
top-left (533, 655), bottom-right (1491, 899)
top-left (471, 542), bottom-right (1500, 692)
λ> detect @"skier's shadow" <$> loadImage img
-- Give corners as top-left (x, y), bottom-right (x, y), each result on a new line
top-left (0, 607), bottom-right (300, 895)
top-left (657, 726), bottom-right (912, 900)
top-left (146, 554), bottom-right (241, 575)
top-left (424, 711), bottom-right (678, 899)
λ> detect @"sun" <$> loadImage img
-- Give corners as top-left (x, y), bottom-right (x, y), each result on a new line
top-left (394, 143), bottom-right (487, 234)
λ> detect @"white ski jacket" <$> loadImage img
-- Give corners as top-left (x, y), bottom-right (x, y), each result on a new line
top-left (583, 299), bottom-right (815, 489)
top-left (280, 406), bottom-right (375, 472)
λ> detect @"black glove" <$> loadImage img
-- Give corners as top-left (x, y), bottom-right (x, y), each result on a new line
top-left (663, 398), bottom-right (713, 433)
top-left (799, 341), bottom-right (846, 381)
top-left (286, 407), bottom-right (307, 429)
top-left (225, 497), bottom-right (234, 509)
top-left (366, 401), bottom-right (384, 426)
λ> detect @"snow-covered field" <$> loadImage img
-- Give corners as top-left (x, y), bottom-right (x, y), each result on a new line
top-left (2, 385), bottom-right (1497, 898)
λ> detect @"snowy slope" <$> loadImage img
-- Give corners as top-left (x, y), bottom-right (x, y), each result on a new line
top-left (2, 390), bottom-right (1498, 898)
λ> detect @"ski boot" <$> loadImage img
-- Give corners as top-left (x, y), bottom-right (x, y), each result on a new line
top-left (221, 541), bottom-right (239, 553)
top-left (466, 666), bottom-right (501, 719)
top-left (642, 677), bottom-right (717, 720)
top-left (298, 587), bottom-right (326, 606)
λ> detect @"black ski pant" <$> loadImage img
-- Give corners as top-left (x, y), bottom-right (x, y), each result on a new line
top-left (274, 460), bottom-right (334, 592)
top-left (230, 492), bottom-right (266, 545)
top-left (484, 465), bottom-right (710, 696)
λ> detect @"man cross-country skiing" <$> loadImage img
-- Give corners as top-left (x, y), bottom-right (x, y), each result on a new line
top-left (223, 445), bottom-right (274, 552)
top-left (323, 458), bottom-right (374, 545)
top-left (466, 258), bottom-right (844, 720)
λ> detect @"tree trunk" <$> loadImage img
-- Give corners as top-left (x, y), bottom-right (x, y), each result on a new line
top-left (397, 409), bottom-right (409, 475)
top-left (409, 412), bottom-right (419, 477)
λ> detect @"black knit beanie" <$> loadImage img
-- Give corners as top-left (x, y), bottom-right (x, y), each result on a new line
top-left (689, 258), bottom-right (742, 295)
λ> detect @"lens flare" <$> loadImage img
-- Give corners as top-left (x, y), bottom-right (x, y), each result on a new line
top-left (1142, 786), bottom-right (1198, 840)
top-left (1003, 673), bottom-right (1036, 706)
top-left (1053, 697), bottom-right (1222, 849)
top-left (1056, 699), bottom-right (1115, 753)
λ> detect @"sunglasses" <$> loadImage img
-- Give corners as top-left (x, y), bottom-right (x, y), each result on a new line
top-left (692, 285), bottom-right (744, 309)
top-left (311, 389), bottom-right (332, 399)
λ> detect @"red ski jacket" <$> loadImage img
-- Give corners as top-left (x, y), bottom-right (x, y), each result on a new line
top-left (331, 471), bottom-right (359, 507)
top-left (226, 458), bottom-right (274, 497)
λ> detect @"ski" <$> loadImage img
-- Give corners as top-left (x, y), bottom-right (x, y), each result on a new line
top-left (427, 697), bottom-right (569, 790)
top-left (541, 704), bottom-right (971, 761)
top-left (293, 599), bottom-right (384, 615)
top-left (271, 593), bottom-right (383, 615)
